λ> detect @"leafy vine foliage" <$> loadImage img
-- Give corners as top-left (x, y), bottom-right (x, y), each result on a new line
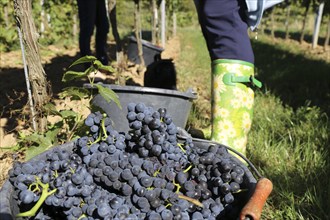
top-left (13, 56), bottom-right (120, 160)
top-left (1, 0), bottom-right (78, 52)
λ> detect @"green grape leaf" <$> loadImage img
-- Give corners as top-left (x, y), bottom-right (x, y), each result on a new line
top-left (45, 128), bottom-right (60, 146)
top-left (25, 141), bottom-right (52, 161)
top-left (92, 60), bottom-right (115, 73)
top-left (59, 110), bottom-right (77, 119)
top-left (25, 146), bottom-right (48, 161)
top-left (22, 133), bottom-right (44, 144)
top-left (98, 64), bottom-right (115, 73)
top-left (69, 55), bottom-right (97, 68)
top-left (94, 84), bottom-right (122, 109)
top-left (24, 129), bottom-right (60, 160)
top-left (59, 87), bottom-right (90, 100)
top-left (93, 60), bottom-right (103, 69)
top-left (62, 70), bottom-right (88, 82)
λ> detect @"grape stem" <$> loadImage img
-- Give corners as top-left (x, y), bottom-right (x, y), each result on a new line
top-left (153, 169), bottom-right (160, 177)
top-left (183, 165), bottom-right (192, 173)
top-left (177, 143), bottom-right (186, 153)
top-left (165, 203), bottom-right (172, 208)
top-left (88, 131), bottom-right (102, 146)
top-left (233, 188), bottom-right (248, 193)
top-left (67, 114), bottom-right (83, 141)
top-left (172, 180), bottom-right (181, 193)
top-left (16, 178), bottom-right (57, 217)
top-left (78, 214), bottom-right (88, 220)
top-left (53, 170), bottom-right (59, 178)
top-left (101, 118), bottom-right (108, 139)
top-left (28, 182), bottom-right (40, 193)
top-left (178, 194), bottom-right (204, 208)
top-left (87, 72), bottom-right (95, 97)
top-left (88, 117), bottom-right (108, 146)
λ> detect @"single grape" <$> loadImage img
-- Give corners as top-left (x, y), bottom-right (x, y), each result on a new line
top-left (233, 174), bottom-right (244, 184)
top-left (161, 209), bottom-right (173, 220)
top-left (121, 184), bottom-right (133, 196)
top-left (140, 176), bottom-right (153, 187)
top-left (110, 197), bottom-right (123, 209)
top-left (137, 197), bottom-right (150, 209)
top-left (145, 190), bottom-right (157, 202)
top-left (21, 163), bottom-right (34, 174)
top-left (171, 205), bottom-right (182, 216)
top-left (131, 165), bottom-right (141, 176)
top-left (19, 189), bottom-right (35, 204)
top-left (150, 198), bottom-right (161, 208)
top-left (220, 183), bottom-right (231, 194)
top-left (221, 172), bottom-right (232, 183)
top-left (151, 144), bottom-right (162, 156)
top-left (192, 211), bottom-right (203, 220)
top-left (224, 192), bottom-right (235, 204)
top-left (230, 182), bottom-right (240, 192)
top-left (135, 103), bottom-right (146, 113)
top-left (71, 207), bottom-right (83, 218)
top-left (96, 203), bottom-right (111, 217)
top-left (136, 112), bottom-right (145, 121)
top-left (147, 211), bottom-right (162, 220)
top-left (127, 111), bottom-right (137, 121)
top-left (85, 117), bottom-right (94, 126)
top-left (127, 103), bottom-right (136, 112)
top-left (90, 125), bottom-right (99, 133)
top-left (176, 171), bottom-right (188, 184)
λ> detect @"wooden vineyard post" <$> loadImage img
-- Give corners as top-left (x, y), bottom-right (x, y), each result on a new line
top-left (151, 0), bottom-right (159, 45)
top-left (160, 0), bottom-right (166, 48)
top-left (134, 0), bottom-right (145, 71)
top-left (14, 0), bottom-right (50, 132)
top-left (312, 2), bottom-right (325, 49)
top-left (324, 19), bottom-right (330, 51)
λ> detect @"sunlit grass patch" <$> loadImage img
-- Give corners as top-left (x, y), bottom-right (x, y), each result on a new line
top-left (176, 26), bottom-right (330, 220)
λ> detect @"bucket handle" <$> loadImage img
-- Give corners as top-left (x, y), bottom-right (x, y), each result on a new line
top-left (239, 177), bottom-right (273, 220)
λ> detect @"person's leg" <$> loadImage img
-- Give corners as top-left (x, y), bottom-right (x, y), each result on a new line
top-left (211, 59), bottom-right (259, 156)
top-left (193, 0), bottom-right (211, 54)
top-left (200, 0), bottom-right (260, 156)
top-left (202, 0), bottom-right (254, 63)
top-left (77, 0), bottom-right (97, 57)
top-left (95, 0), bottom-right (110, 65)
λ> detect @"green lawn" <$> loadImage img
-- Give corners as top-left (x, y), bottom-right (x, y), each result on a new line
top-left (175, 27), bottom-right (330, 220)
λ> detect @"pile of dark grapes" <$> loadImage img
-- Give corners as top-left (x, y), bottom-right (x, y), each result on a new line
top-left (8, 103), bottom-right (252, 219)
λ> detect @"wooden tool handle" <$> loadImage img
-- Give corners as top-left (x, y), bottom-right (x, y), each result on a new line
top-left (239, 177), bottom-right (273, 220)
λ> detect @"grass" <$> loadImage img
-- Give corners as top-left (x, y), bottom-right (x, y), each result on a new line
top-left (175, 26), bottom-right (330, 220)
top-left (175, 27), bottom-right (211, 131)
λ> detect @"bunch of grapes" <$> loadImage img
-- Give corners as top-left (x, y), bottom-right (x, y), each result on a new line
top-left (8, 103), bottom-right (252, 219)
top-left (125, 103), bottom-right (192, 165)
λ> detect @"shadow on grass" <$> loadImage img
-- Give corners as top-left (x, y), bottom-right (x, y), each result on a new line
top-left (263, 29), bottom-right (328, 46)
top-left (266, 164), bottom-right (329, 219)
top-left (252, 40), bottom-right (330, 115)
top-left (251, 38), bottom-right (330, 219)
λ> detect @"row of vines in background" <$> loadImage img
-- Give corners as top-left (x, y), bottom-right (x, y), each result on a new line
top-left (261, 0), bottom-right (330, 48)
top-left (0, 0), bottom-right (79, 51)
top-left (0, 0), bottom-right (196, 52)
top-left (0, 0), bottom-right (329, 53)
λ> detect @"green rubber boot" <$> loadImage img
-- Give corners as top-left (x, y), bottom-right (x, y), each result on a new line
top-left (211, 59), bottom-right (262, 156)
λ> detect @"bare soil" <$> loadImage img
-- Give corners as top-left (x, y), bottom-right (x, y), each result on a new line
top-left (0, 37), bottom-right (181, 187)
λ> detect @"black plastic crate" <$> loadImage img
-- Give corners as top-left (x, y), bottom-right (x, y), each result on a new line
top-left (127, 36), bottom-right (164, 67)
